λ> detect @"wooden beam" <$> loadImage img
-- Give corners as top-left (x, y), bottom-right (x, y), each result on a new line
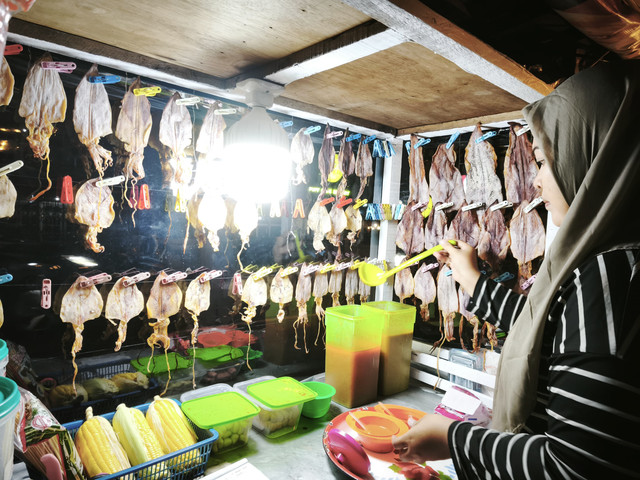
top-left (228, 20), bottom-right (405, 87)
top-left (396, 110), bottom-right (525, 137)
top-left (8, 19), bottom-right (229, 91)
top-left (340, 0), bottom-right (553, 102)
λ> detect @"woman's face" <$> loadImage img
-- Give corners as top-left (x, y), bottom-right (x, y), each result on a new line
top-left (532, 139), bottom-right (570, 227)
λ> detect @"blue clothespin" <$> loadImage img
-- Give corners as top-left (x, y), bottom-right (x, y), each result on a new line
top-left (476, 130), bottom-right (497, 143)
top-left (0, 273), bottom-right (13, 284)
top-left (405, 142), bottom-right (411, 154)
top-left (387, 141), bottom-right (396, 156)
top-left (372, 140), bottom-right (384, 158)
top-left (445, 269), bottom-right (453, 277)
top-left (88, 74), bottom-right (121, 84)
top-left (346, 133), bottom-right (361, 142)
top-left (365, 203), bottom-right (376, 220)
top-left (446, 131), bottom-right (460, 149)
top-left (494, 272), bottom-right (515, 283)
top-left (414, 138), bottom-right (431, 149)
top-left (279, 120), bottom-right (293, 128)
top-left (393, 203), bottom-right (405, 220)
top-left (363, 134), bottom-right (376, 144)
top-left (305, 125), bottom-right (321, 135)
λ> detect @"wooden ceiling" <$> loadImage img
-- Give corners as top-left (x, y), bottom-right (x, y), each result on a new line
top-left (9, 0), bottom-right (592, 138)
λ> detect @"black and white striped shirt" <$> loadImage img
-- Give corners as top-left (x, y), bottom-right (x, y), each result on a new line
top-left (448, 247), bottom-right (640, 480)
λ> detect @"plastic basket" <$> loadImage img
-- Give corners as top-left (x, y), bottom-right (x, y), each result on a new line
top-left (43, 358), bottom-right (161, 424)
top-left (63, 401), bottom-right (218, 480)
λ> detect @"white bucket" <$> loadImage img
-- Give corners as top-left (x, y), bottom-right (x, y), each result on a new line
top-left (0, 376), bottom-right (20, 480)
top-left (0, 339), bottom-right (8, 376)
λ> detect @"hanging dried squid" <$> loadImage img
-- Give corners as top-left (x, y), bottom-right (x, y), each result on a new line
top-left (294, 265), bottom-right (312, 353)
top-left (269, 268), bottom-right (294, 323)
top-left (184, 273), bottom-right (211, 387)
top-left (312, 270), bottom-right (329, 346)
top-left (104, 277), bottom-right (144, 352)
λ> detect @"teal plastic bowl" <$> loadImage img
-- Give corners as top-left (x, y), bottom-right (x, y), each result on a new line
top-left (301, 381), bottom-right (336, 418)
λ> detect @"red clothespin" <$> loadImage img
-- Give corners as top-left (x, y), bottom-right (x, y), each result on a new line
top-left (4, 44), bottom-right (23, 55)
top-left (293, 198), bottom-right (305, 218)
top-left (138, 184), bottom-right (151, 210)
top-left (336, 196), bottom-right (353, 208)
top-left (41, 279), bottom-right (51, 309)
top-left (199, 270), bottom-right (224, 283)
top-left (232, 272), bottom-right (243, 295)
top-left (319, 196), bottom-right (335, 206)
top-left (122, 272), bottom-right (150, 287)
top-left (161, 271), bottom-right (187, 284)
top-left (59, 175), bottom-right (73, 204)
top-left (79, 273), bottom-right (112, 288)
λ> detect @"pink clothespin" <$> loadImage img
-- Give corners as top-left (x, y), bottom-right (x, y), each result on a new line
top-left (122, 272), bottom-right (150, 287)
top-left (41, 279), bottom-right (51, 309)
top-left (40, 61), bottom-right (76, 73)
top-left (411, 201), bottom-right (429, 211)
top-left (79, 272), bottom-right (112, 288)
top-left (521, 274), bottom-right (537, 290)
top-left (161, 271), bottom-right (187, 284)
top-left (232, 272), bottom-right (243, 295)
top-left (199, 270), bottom-right (224, 283)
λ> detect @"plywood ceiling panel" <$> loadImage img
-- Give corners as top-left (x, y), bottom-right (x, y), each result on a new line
top-left (14, 0), bottom-right (371, 78)
top-left (281, 42), bottom-right (527, 130)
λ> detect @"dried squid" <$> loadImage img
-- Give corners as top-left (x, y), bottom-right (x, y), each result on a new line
top-left (477, 206), bottom-right (510, 274)
top-left (328, 264), bottom-right (343, 307)
top-left (269, 268), bottom-right (294, 323)
top-left (198, 191), bottom-right (226, 251)
top-left (73, 179), bottom-right (115, 253)
top-left (326, 179), bottom-right (348, 249)
top-left (146, 271), bottom-right (183, 395)
top-left (115, 78), bottom-right (152, 185)
top-left (339, 128), bottom-right (356, 177)
top-left (0, 174), bottom-right (17, 219)
top-left (446, 202), bottom-right (480, 248)
top-left (60, 276), bottom-right (103, 392)
top-left (344, 204), bottom-right (363, 247)
top-left (436, 268), bottom-right (459, 343)
top-left (0, 56), bottom-right (14, 106)
top-left (429, 143), bottom-right (465, 210)
top-left (344, 267), bottom-right (359, 305)
top-left (73, 64), bottom-right (113, 177)
top-left (195, 104), bottom-right (226, 162)
top-left (317, 124), bottom-right (335, 199)
top-left (18, 54), bottom-right (67, 201)
top-left (510, 202), bottom-right (546, 293)
top-left (354, 139), bottom-right (373, 200)
top-left (234, 201), bottom-right (259, 268)
top-left (464, 124), bottom-right (503, 219)
top-left (185, 193), bottom-right (207, 251)
top-left (358, 275), bottom-right (371, 304)
top-left (504, 122), bottom-right (539, 205)
top-left (290, 128), bottom-right (315, 185)
top-left (294, 266), bottom-right (313, 353)
top-left (394, 266), bottom-right (414, 304)
top-left (308, 200), bottom-right (331, 252)
top-left (424, 209), bottom-right (448, 258)
top-left (241, 275), bottom-right (267, 325)
top-left (185, 273), bottom-right (211, 386)
top-left (458, 288), bottom-right (480, 352)
top-left (312, 270), bottom-right (329, 345)
top-left (414, 264), bottom-right (437, 321)
top-left (105, 277), bottom-right (144, 352)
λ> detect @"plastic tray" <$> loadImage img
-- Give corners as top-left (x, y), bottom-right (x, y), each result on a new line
top-left (64, 401), bottom-right (218, 480)
top-left (42, 358), bottom-right (160, 424)
top-left (234, 376), bottom-right (317, 438)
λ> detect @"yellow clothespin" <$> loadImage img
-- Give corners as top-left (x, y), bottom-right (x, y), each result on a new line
top-left (252, 266), bottom-right (273, 281)
top-left (320, 263), bottom-right (336, 274)
top-left (134, 86), bottom-right (161, 97)
top-left (350, 260), bottom-right (363, 270)
top-left (354, 198), bottom-right (368, 209)
top-left (281, 265), bottom-right (299, 277)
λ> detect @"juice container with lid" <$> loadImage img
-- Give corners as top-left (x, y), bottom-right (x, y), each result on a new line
top-left (362, 301), bottom-right (417, 396)
top-left (324, 305), bottom-right (384, 407)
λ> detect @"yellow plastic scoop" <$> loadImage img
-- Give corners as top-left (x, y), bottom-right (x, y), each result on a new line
top-left (358, 240), bottom-right (457, 286)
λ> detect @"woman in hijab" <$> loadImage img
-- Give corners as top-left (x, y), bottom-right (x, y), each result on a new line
top-left (392, 60), bottom-right (640, 479)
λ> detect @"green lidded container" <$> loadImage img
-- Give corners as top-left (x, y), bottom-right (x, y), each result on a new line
top-left (362, 301), bottom-right (417, 396)
top-left (181, 390), bottom-right (259, 453)
top-left (324, 305), bottom-right (385, 408)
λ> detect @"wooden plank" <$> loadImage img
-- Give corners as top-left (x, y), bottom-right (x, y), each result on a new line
top-left (397, 110), bottom-right (525, 136)
top-left (230, 20), bottom-right (405, 86)
top-left (340, 0), bottom-right (553, 102)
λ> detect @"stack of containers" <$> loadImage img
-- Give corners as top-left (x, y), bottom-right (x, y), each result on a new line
top-left (325, 301), bottom-right (416, 407)
top-left (0, 376), bottom-right (20, 480)
top-left (0, 339), bottom-right (8, 376)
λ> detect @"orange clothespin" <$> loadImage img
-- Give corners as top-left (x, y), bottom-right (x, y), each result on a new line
top-left (319, 196), bottom-right (335, 206)
top-left (138, 184), bottom-right (151, 210)
top-left (293, 198), bottom-right (305, 218)
top-left (59, 175), bottom-right (73, 204)
top-left (4, 44), bottom-right (22, 55)
top-left (336, 196), bottom-right (353, 208)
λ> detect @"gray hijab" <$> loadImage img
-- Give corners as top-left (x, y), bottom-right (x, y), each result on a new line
top-left (491, 60), bottom-right (640, 432)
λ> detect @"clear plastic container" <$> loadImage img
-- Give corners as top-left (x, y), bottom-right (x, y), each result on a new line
top-left (181, 386), bottom-right (259, 453)
top-left (1, 377), bottom-right (22, 480)
top-left (362, 301), bottom-right (416, 396)
top-left (234, 376), bottom-right (317, 438)
top-left (324, 305), bottom-right (384, 407)
top-left (449, 348), bottom-right (484, 393)
top-left (0, 339), bottom-right (8, 376)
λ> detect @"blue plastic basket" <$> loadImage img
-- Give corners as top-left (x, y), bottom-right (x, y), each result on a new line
top-left (63, 401), bottom-right (218, 480)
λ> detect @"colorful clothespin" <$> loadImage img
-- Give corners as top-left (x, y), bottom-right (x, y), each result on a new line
top-left (174, 191), bottom-right (187, 213)
top-left (521, 274), bottom-right (537, 290)
top-left (363, 134), bottom-right (376, 144)
top-left (494, 272), bottom-right (515, 283)
top-left (279, 120), bottom-right (294, 128)
top-left (4, 44), bottom-right (23, 55)
top-left (336, 196), bottom-right (353, 208)
top-left (490, 200), bottom-right (513, 212)
top-left (252, 266), bottom-right (273, 281)
top-left (232, 272), bottom-right (243, 295)
top-left (350, 259), bottom-right (363, 270)
top-left (336, 261), bottom-right (351, 271)
top-left (305, 125), bottom-right (321, 135)
top-left (0, 273), bottom-right (13, 285)
top-left (199, 270), bottom-right (224, 283)
top-left (462, 201), bottom-right (485, 212)
top-left (138, 184), bottom-right (151, 210)
top-left (405, 142), bottom-right (411, 154)
top-left (59, 175), bottom-right (74, 204)
top-left (41, 61), bottom-right (76, 73)
top-left (293, 198), bottom-right (305, 218)
top-left (365, 203), bottom-right (376, 220)
top-left (215, 108), bottom-right (237, 115)
top-left (516, 125), bottom-right (531, 137)
top-left (354, 198), bottom-right (368, 209)
top-left (446, 131), bottom-right (460, 149)
top-left (134, 86), bottom-right (161, 97)
top-left (95, 175), bottom-right (125, 187)
top-left (176, 96), bottom-right (201, 106)
top-left (476, 130), bottom-right (497, 143)
top-left (421, 198), bottom-right (434, 218)
top-left (524, 197), bottom-right (544, 213)
top-left (41, 279), bottom-right (51, 309)
top-left (435, 201), bottom-right (454, 212)
top-left (122, 272), bottom-right (150, 287)
top-left (88, 74), bottom-right (121, 84)
top-left (393, 203), bottom-right (405, 220)
top-left (0, 160), bottom-right (23, 178)
top-left (326, 130), bottom-right (343, 139)
top-left (345, 133), bottom-right (361, 142)
top-left (382, 204), bottom-right (392, 220)
top-left (319, 196), bottom-right (335, 206)
top-left (372, 140), bottom-right (384, 157)
top-left (161, 271), bottom-right (187, 284)
top-left (423, 262), bottom-right (440, 272)
top-left (320, 263), bottom-right (336, 274)
top-left (280, 200), bottom-right (289, 218)
top-left (414, 138), bottom-right (431, 149)
top-left (79, 273), bottom-right (111, 288)
top-left (281, 265), bottom-right (298, 277)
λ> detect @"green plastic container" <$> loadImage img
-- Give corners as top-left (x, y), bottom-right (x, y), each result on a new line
top-left (301, 381), bottom-right (336, 418)
top-left (0, 339), bottom-right (8, 376)
top-left (325, 305), bottom-right (384, 407)
top-left (234, 376), bottom-right (317, 438)
top-left (362, 301), bottom-right (417, 396)
top-left (181, 388), bottom-right (259, 453)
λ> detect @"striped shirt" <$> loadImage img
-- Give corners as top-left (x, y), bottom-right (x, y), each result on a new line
top-left (448, 247), bottom-right (640, 479)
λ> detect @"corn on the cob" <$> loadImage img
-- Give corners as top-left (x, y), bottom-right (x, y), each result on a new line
top-left (112, 403), bottom-right (167, 480)
top-left (146, 395), bottom-right (198, 469)
top-left (75, 407), bottom-right (131, 478)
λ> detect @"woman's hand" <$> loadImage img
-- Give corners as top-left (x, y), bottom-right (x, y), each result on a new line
top-left (437, 240), bottom-right (481, 295)
top-left (391, 413), bottom-right (455, 463)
